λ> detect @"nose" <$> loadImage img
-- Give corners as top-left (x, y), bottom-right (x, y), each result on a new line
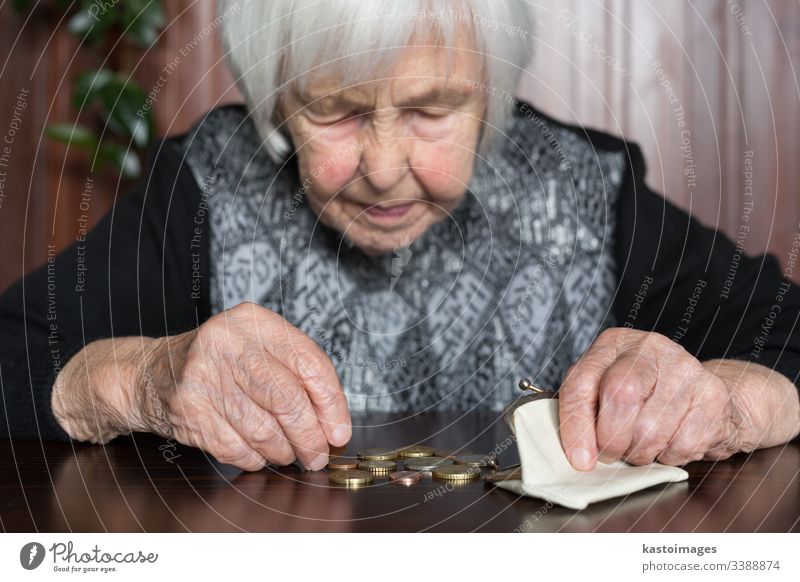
top-left (358, 131), bottom-right (411, 193)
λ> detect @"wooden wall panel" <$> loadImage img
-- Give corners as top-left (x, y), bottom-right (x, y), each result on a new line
top-left (1, 0), bottom-right (798, 293)
top-left (522, 0), bottom-right (800, 279)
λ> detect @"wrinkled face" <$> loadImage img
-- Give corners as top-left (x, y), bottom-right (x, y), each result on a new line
top-left (279, 43), bottom-right (486, 255)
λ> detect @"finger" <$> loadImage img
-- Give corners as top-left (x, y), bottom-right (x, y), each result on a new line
top-left (559, 342), bottom-right (618, 471)
top-left (266, 324), bottom-right (351, 447)
top-left (623, 361), bottom-right (694, 465)
top-left (658, 377), bottom-right (729, 465)
top-left (595, 354), bottom-right (654, 464)
top-left (247, 357), bottom-right (331, 471)
top-left (220, 390), bottom-right (296, 466)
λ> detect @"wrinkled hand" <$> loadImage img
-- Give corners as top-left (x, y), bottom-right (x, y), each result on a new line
top-left (141, 302), bottom-right (351, 471)
top-left (559, 328), bottom-right (800, 471)
top-left (55, 302), bottom-right (351, 472)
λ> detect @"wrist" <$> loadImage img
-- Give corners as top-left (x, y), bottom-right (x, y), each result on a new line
top-left (703, 358), bottom-right (800, 452)
top-left (133, 331), bottom-right (195, 438)
top-left (53, 337), bottom-right (156, 442)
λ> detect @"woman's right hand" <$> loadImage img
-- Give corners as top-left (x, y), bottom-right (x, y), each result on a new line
top-left (52, 302), bottom-right (351, 471)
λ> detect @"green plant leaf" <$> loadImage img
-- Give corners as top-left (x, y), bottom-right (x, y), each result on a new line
top-left (101, 143), bottom-right (142, 179)
top-left (73, 69), bottom-right (153, 148)
top-left (45, 123), bottom-right (100, 151)
top-left (109, 81), bottom-right (151, 148)
top-left (28, 2), bottom-right (161, 181)
top-left (46, 122), bottom-right (106, 172)
top-left (73, 69), bottom-right (116, 109)
top-left (121, 0), bottom-right (165, 47)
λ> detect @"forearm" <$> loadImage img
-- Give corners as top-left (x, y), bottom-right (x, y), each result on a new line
top-left (702, 358), bottom-right (800, 453)
top-left (51, 337), bottom-right (156, 443)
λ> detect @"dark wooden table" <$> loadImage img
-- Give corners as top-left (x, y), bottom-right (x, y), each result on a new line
top-left (2, 411), bottom-right (798, 532)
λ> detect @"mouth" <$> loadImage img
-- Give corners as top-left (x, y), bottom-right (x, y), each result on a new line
top-left (365, 202), bottom-right (416, 219)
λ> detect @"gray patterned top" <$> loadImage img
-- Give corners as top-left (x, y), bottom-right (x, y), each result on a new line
top-left (177, 104), bottom-right (627, 412)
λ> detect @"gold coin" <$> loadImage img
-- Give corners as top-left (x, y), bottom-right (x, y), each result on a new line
top-left (388, 471), bottom-right (422, 485)
top-left (453, 454), bottom-right (494, 468)
top-left (327, 457), bottom-right (359, 470)
top-left (399, 445), bottom-right (436, 458)
top-left (358, 459), bottom-right (397, 473)
top-left (432, 464), bottom-right (481, 481)
top-left (329, 469), bottom-right (374, 486)
top-left (358, 447), bottom-right (400, 461)
top-left (403, 456), bottom-right (452, 472)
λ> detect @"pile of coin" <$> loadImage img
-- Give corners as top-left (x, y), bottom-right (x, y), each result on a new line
top-left (327, 444), bottom-right (494, 488)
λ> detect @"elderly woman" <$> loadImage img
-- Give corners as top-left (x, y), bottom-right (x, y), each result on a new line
top-left (1, 0), bottom-right (799, 473)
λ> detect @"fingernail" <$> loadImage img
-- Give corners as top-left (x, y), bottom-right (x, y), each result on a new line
top-left (571, 447), bottom-right (592, 471)
top-left (598, 451), bottom-right (615, 464)
top-left (332, 425), bottom-right (350, 445)
top-left (308, 453), bottom-right (328, 471)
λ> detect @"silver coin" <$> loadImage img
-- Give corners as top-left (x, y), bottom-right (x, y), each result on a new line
top-left (403, 456), bottom-right (453, 472)
top-left (453, 454), bottom-right (495, 468)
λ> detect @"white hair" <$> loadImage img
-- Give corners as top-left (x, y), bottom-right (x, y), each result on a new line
top-left (218, 0), bottom-right (534, 162)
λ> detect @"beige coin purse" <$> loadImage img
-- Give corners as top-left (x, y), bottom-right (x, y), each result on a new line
top-left (490, 380), bottom-right (689, 511)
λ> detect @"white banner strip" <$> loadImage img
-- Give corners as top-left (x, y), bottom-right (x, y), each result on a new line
top-left (1, 533), bottom-right (797, 580)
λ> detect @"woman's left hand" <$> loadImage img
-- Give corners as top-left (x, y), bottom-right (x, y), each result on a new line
top-left (558, 328), bottom-right (800, 470)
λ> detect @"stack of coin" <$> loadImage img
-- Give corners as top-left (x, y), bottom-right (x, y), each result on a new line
top-left (328, 446), bottom-right (492, 487)
top-left (399, 445), bottom-right (436, 458)
top-left (327, 457), bottom-right (359, 470)
top-left (329, 469), bottom-right (374, 487)
top-left (358, 447), bottom-right (400, 461)
top-left (403, 456), bottom-right (452, 472)
top-left (357, 459), bottom-right (397, 474)
top-left (432, 464), bottom-right (481, 482)
top-left (388, 471), bottom-right (422, 486)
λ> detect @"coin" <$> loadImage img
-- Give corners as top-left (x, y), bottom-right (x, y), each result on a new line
top-left (358, 447), bottom-right (400, 461)
top-left (358, 459), bottom-right (397, 473)
top-left (403, 456), bottom-right (452, 472)
top-left (388, 471), bottom-right (421, 486)
top-left (329, 469), bottom-right (374, 487)
top-left (327, 457), bottom-right (359, 470)
top-left (399, 445), bottom-right (436, 458)
top-left (432, 464), bottom-right (481, 481)
top-left (453, 454), bottom-right (495, 468)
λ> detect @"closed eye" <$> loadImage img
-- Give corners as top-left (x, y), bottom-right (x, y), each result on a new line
top-left (412, 107), bottom-right (452, 119)
top-left (307, 110), bottom-right (365, 126)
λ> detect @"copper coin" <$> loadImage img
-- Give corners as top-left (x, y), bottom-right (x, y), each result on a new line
top-left (327, 457), bottom-right (359, 470)
top-left (388, 471), bottom-right (422, 485)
